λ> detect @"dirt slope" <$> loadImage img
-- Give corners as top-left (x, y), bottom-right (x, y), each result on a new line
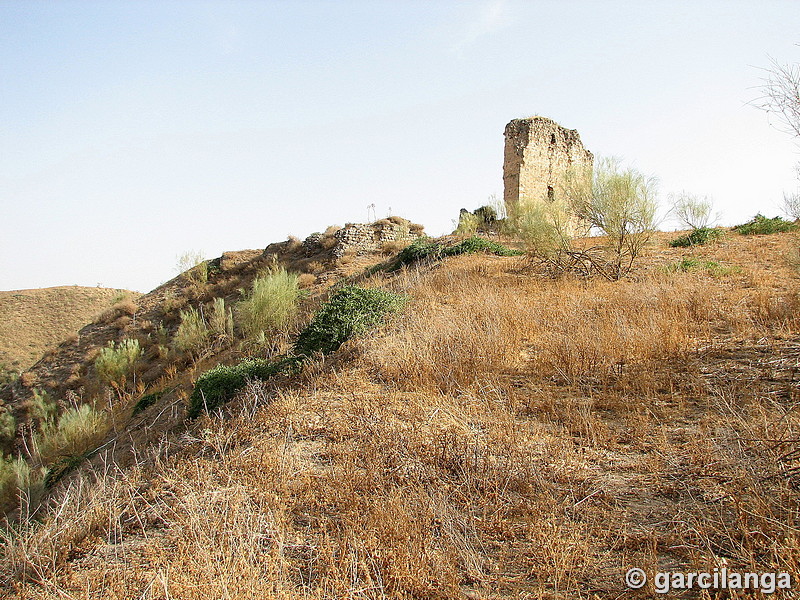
top-left (0, 287), bottom-right (138, 373)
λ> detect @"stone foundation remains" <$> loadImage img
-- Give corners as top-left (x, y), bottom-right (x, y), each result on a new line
top-left (302, 218), bottom-right (424, 258)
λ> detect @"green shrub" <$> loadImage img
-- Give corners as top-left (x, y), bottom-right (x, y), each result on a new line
top-left (444, 236), bottom-right (522, 257)
top-left (94, 339), bottom-right (141, 386)
top-left (389, 236), bottom-right (521, 271)
top-left (294, 286), bottom-right (406, 357)
top-left (188, 285), bottom-right (405, 418)
top-left (187, 357), bottom-right (298, 419)
top-left (733, 214), bottom-right (798, 235)
top-left (454, 211), bottom-right (480, 236)
top-left (30, 388), bottom-right (58, 425)
top-left (669, 227), bottom-right (724, 247)
top-left (568, 157), bottom-right (659, 280)
top-left (474, 205), bottom-right (497, 226)
top-left (0, 362), bottom-right (19, 388)
top-left (237, 268), bottom-right (301, 341)
top-left (209, 297), bottom-right (234, 339)
top-left (132, 390), bottom-right (164, 416)
top-left (174, 307), bottom-right (210, 353)
top-left (391, 238), bottom-right (441, 269)
top-left (43, 454), bottom-right (87, 489)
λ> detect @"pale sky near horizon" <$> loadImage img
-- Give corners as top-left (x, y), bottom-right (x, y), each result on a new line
top-left (2, 0), bottom-right (799, 293)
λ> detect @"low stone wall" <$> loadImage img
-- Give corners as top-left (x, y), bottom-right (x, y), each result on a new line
top-left (303, 218), bottom-right (424, 258)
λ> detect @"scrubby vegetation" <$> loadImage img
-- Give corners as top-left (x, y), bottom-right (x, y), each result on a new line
top-left (388, 236), bottom-right (521, 272)
top-left (669, 226), bottom-right (724, 247)
top-left (4, 220), bottom-right (800, 599)
top-left (294, 286), bottom-right (406, 356)
top-left (93, 338), bottom-right (141, 387)
top-left (733, 213), bottom-right (799, 235)
top-left (188, 285), bottom-right (406, 418)
top-left (509, 158), bottom-right (659, 279)
top-left (237, 267), bottom-right (301, 342)
top-left (188, 357), bottom-right (296, 419)
top-left (664, 256), bottom-right (740, 276)
top-left (173, 307), bottom-right (210, 354)
top-left (176, 250), bottom-right (208, 284)
top-left (33, 404), bottom-right (106, 467)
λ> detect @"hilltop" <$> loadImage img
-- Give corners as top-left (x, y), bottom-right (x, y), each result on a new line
top-left (0, 220), bottom-right (798, 599)
top-left (0, 286), bottom-right (139, 379)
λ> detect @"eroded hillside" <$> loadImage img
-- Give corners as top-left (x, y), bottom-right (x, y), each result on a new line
top-left (1, 226), bottom-right (799, 599)
top-left (0, 287), bottom-right (139, 377)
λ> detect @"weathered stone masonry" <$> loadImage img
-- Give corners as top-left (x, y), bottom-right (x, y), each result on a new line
top-left (503, 116), bottom-right (593, 213)
top-left (302, 219), bottom-right (424, 258)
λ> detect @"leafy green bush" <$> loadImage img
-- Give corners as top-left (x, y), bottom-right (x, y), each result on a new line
top-left (733, 214), bottom-right (798, 235)
top-left (187, 357), bottom-right (298, 419)
top-left (444, 236), bottom-right (522, 257)
top-left (237, 268), bottom-right (301, 341)
top-left (389, 236), bottom-right (521, 271)
top-left (132, 390), bottom-right (165, 416)
top-left (669, 227), bottom-right (724, 247)
top-left (293, 286), bottom-right (406, 357)
top-left (94, 339), bottom-right (141, 386)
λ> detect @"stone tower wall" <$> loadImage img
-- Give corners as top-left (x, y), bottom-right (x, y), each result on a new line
top-left (503, 117), bottom-right (593, 213)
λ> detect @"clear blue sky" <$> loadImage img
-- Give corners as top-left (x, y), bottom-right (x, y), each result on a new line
top-left (2, 1), bottom-right (798, 292)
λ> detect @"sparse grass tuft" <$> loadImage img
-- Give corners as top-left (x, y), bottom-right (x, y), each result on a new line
top-left (94, 339), bottom-right (141, 387)
top-left (237, 268), bottom-right (301, 342)
top-left (173, 307), bottom-right (210, 354)
top-left (34, 404), bottom-right (107, 466)
top-left (665, 257), bottom-right (740, 277)
top-left (0, 407), bottom-right (15, 447)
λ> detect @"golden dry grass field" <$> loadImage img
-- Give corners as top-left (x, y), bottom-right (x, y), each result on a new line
top-left (1, 230), bottom-right (799, 599)
top-left (0, 287), bottom-right (139, 374)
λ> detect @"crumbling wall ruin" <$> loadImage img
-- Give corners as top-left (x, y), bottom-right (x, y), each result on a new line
top-left (503, 116), bottom-right (593, 214)
top-left (302, 218), bottom-right (424, 258)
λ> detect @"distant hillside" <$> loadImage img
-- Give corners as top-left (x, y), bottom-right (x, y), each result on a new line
top-left (0, 286), bottom-right (139, 373)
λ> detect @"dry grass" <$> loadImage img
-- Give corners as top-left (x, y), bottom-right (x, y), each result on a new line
top-left (2, 233), bottom-right (800, 598)
top-left (380, 239), bottom-right (411, 255)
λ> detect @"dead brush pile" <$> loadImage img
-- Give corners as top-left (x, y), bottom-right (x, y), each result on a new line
top-left (2, 236), bottom-right (800, 599)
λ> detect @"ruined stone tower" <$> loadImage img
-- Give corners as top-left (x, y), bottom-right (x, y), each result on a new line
top-left (503, 116), bottom-right (593, 213)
